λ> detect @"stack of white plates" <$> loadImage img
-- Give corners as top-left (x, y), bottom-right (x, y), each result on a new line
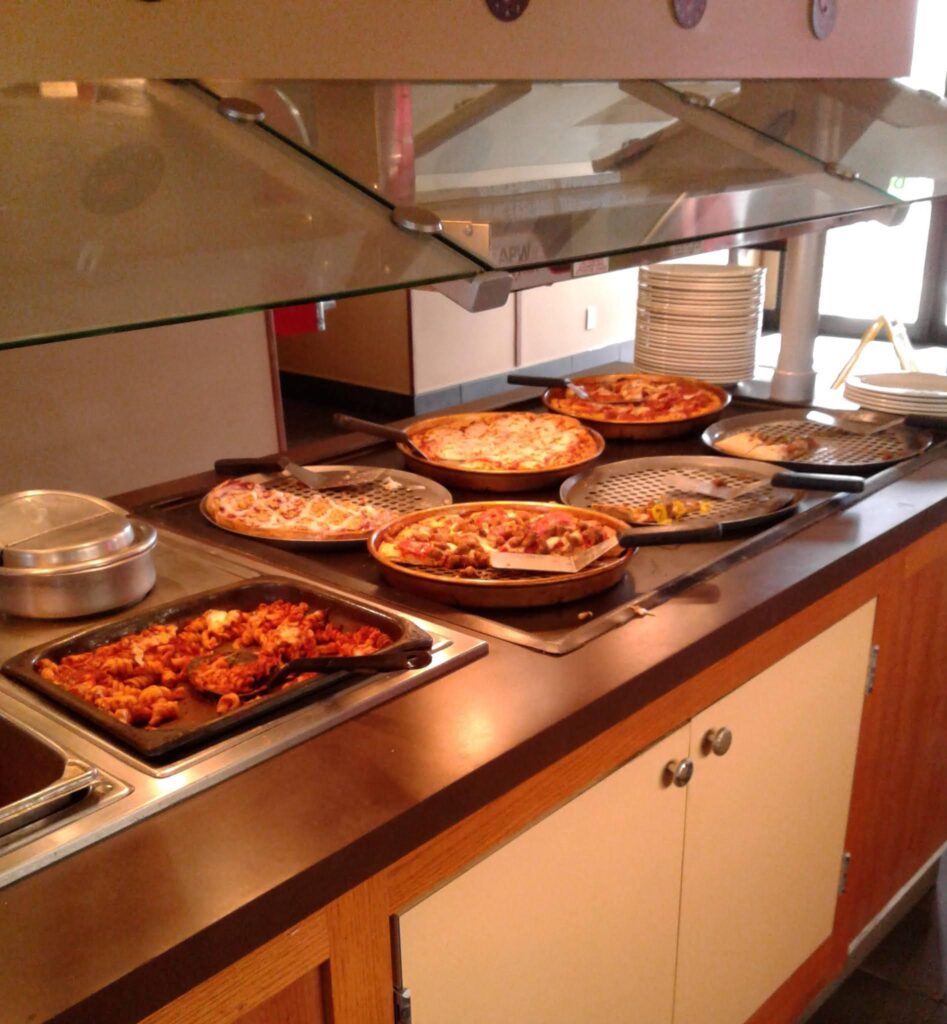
top-left (634, 264), bottom-right (764, 384)
top-left (844, 372), bottom-right (947, 423)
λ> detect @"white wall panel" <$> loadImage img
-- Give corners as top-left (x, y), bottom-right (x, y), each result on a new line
top-left (0, 314), bottom-right (278, 497)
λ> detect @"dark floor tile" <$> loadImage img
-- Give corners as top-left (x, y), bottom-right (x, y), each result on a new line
top-left (810, 971), bottom-right (946, 1024)
top-left (861, 861), bottom-right (947, 1003)
top-left (862, 892), bottom-right (947, 1002)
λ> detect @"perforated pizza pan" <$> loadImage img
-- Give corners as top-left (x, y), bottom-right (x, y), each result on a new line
top-left (539, 373), bottom-right (731, 440)
top-left (560, 456), bottom-right (804, 534)
top-left (702, 409), bottom-right (931, 473)
top-left (201, 466), bottom-right (452, 547)
top-left (368, 501), bottom-right (632, 608)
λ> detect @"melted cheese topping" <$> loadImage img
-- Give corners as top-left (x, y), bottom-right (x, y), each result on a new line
top-left (409, 413), bottom-right (598, 472)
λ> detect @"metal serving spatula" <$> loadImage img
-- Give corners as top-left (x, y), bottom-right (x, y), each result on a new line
top-left (665, 470), bottom-right (865, 500)
top-left (506, 374), bottom-right (632, 404)
top-left (486, 521), bottom-right (724, 574)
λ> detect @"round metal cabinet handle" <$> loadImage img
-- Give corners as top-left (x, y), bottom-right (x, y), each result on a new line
top-left (703, 726), bottom-right (733, 757)
top-left (663, 758), bottom-right (694, 787)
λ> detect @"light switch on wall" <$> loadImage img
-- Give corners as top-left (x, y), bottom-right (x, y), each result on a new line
top-left (585, 305), bottom-right (598, 330)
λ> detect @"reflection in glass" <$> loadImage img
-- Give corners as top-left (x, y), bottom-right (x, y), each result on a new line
top-left (664, 79), bottom-right (947, 203)
top-left (0, 80), bottom-right (479, 350)
top-left (205, 80), bottom-right (899, 273)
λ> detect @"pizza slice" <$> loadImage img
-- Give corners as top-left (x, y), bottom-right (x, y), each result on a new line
top-left (715, 430), bottom-right (822, 462)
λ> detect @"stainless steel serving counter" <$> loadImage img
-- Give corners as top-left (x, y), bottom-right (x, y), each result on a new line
top-left (0, 532), bottom-right (486, 888)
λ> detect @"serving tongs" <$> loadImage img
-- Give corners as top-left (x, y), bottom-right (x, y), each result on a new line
top-left (831, 314), bottom-right (919, 391)
top-left (214, 456), bottom-right (385, 491)
top-left (507, 374), bottom-right (631, 404)
top-left (188, 645), bottom-right (434, 700)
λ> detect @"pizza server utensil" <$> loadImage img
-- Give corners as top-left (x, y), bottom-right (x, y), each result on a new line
top-left (664, 470), bottom-right (865, 499)
top-left (507, 374), bottom-right (630, 404)
top-left (188, 645), bottom-right (434, 698)
top-left (213, 457), bottom-right (384, 490)
top-left (487, 521), bottom-right (725, 574)
top-left (332, 414), bottom-right (432, 462)
top-left (804, 410), bottom-right (906, 436)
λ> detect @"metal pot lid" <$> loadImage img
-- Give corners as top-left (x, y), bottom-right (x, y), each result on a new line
top-left (0, 491), bottom-right (134, 569)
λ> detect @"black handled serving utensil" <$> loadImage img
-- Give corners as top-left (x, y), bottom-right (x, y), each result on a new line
top-left (213, 456), bottom-right (384, 491)
top-left (768, 471), bottom-right (864, 493)
top-left (507, 374), bottom-right (633, 404)
top-left (189, 645), bottom-right (434, 700)
top-left (507, 374), bottom-right (593, 401)
top-left (667, 470), bottom-right (865, 499)
top-left (617, 522), bottom-right (725, 547)
top-left (332, 413), bottom-right (430, 461)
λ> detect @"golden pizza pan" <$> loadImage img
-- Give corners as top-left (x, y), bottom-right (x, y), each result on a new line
top-left (536, 372), bottom-right (731, 440)
top-left (395, 411), bottom-right (606, 493)
top-left (367, 501), bottom-right (632, 609)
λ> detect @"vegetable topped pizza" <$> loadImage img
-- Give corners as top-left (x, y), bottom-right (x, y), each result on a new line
top-left (403, 412), bottom-right (602, 472)
top-left (375, 504), bottom-right (619, 579)
top-left (545, 373), bottom-right (726, 424)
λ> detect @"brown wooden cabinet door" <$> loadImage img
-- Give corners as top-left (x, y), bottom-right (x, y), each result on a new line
top-left (839, 527), bottom-right (947, 943)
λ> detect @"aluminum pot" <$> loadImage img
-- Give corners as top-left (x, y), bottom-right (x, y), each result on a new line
top-left (0, 520), bottom-right (157, 619)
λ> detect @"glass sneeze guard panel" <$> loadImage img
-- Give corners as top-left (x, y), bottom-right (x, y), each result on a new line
top-left (204, 80), bottom-right (903, 273)
top-left (662, 80), bottom-right (947, 203)
top-left (0, 80), bottom-right (480, 350)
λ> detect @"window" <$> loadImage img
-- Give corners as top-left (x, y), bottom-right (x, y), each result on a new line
top-left (817, 0), bottom-right (946, 346)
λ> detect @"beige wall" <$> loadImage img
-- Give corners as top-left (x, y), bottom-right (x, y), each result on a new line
top-left (0, 0), bottom-right (917, 83)
top-left (0, 313), bottom-right (278, 497)
top-left (410, 291), bottom-right (515, 392)
top-left (517, 270), bottom-right (638, 366)
top-left (276, 291), bottom-right (412, 394)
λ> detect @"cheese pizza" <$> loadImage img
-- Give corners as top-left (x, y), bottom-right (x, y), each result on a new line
top-left (546, 373), bottom-right (726, 424)
top-left (404, 412), bottom-right (601, 472)
top-left (204, 478), bottom-right (398, 541)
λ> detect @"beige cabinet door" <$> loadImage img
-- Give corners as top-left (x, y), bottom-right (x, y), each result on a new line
top-left (673, 601), bottom-right (875, 1024)
top-left (397, 726), bottom-right (689, 1024)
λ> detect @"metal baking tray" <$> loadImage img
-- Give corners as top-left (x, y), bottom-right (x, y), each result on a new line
top-left (702, 409), bottom-right (932, 472)
top-left (2, 578), bottom-right (432, 760)
top-left (201, 466), bottom-right (452, 547)
top-left (0, 715), bottom-right (99, 839)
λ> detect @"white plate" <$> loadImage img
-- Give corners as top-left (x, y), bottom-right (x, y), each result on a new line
top-left (842, 387), bottom-right (947, 416)
top-left (843, 383), bottom-right (947, 405)
top-left (642, 265), bottom-right (764, 280)
top-left (636, 337), bottom-right (756, 354)
top-left (634, 348), bottom-right (755, 368)
top-left (638, 311), bottom-right (761, 327)
top-left (638, 289), bottom-right (762, 305)
top-left (637, 328), bottom-right (760, 343)
top-left (844, 391), bottom-right (947, 410)
top-left (848, 372), bottom-right (947, 399)
top-left (636, 362), bottom-right (754, 374)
